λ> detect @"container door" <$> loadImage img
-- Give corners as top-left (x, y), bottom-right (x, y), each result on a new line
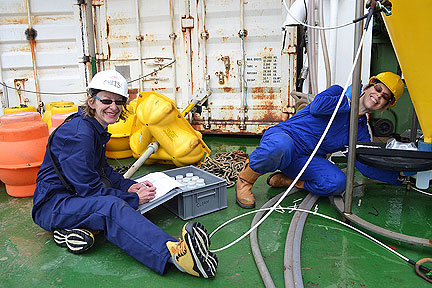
top-left (0, 0), bottom-right (89, 115)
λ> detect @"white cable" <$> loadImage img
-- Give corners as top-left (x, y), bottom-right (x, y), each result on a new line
top-left (283, 0), bottom-right (353, 30)
top-left (209, 206), bottom-right (410, 263)
top-left (411, 185), bottom-right (432, 197)
top-left (0, 59), bottom-right (175, 96)
top-left (210, 31), bottom-right (368, 253)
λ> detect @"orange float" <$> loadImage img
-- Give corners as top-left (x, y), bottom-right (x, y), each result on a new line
top-left (0, 119), bottom-right (49, 197)
top-left (49, 112), bottom-right (75, 134)
top-left (0, 112), bottom-right (41, 125)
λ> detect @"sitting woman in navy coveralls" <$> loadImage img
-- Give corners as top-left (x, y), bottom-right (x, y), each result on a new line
top-left (236, 72), bottom-right (406, 209)
top-left (32, 70), bottom-right (217, 278)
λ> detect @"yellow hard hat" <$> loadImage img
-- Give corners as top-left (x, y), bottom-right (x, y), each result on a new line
top-left (368, 72), bottom-right (404, 107)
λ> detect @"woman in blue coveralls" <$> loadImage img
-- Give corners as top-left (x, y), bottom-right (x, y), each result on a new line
top-left (32, 70), bottom-right (218, 278)
top-left (236, 72), bottom-right (406, 209)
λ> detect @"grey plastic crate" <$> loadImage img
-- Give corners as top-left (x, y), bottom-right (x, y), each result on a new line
top-left (162, 166), bottom-right (227, 220)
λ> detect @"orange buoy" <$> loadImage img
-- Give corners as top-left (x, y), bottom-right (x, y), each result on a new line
top-left (0, 120), bottom-right (49, 197)
top-left (49, 112), bottom-right (75, 134)
top-left (0, 112), bottom-right (41, 125)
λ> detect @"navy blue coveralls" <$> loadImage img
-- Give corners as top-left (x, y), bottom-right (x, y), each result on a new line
top-left (249, 85), bottom-right (401, 196)
top-left (32, 107), bottom-right (176, 275)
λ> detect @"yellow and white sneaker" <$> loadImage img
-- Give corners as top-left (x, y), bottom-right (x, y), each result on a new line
top-left (166, 222), bottom-right (218, 278)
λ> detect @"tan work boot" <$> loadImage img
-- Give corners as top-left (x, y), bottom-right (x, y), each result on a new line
top-left (236, 160), bottom-right (262, 209)
top-left (266, 172), bottom-right (304, 189)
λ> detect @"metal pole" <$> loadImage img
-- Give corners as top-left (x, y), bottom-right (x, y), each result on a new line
top-left (344, 0), bottom-right (364, 215)
top-left (410, 110), bottom-right (419, 142)
top-left (135, 0), bottom-right (144, 91)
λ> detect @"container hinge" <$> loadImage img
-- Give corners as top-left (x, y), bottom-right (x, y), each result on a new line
top-left (181, 16), bottom-right (194, 32)
top-left (81, 55), bottom-right (91, 63)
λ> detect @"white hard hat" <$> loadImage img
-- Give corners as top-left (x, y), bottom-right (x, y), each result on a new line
top-left (87, 70), bottom-right (129, 99)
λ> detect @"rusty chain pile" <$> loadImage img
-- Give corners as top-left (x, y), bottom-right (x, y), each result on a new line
top-left (195, 150), bottom-right (249, 188)
top-left (112, 163), bottom-right (133, 175)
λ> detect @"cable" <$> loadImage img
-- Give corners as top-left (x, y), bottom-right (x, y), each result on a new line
top-left (0, 59), bottom-right (176, 96)
top-left (210, 30), bottom-right (368, 254)
top-left (0, 82), bottom-right (86, 96)
top-left (128, 59), bottom-right (176, 84)
top-left (211, 205), bottom-right (431, 273)
top-left (283, 0), bottom-right (352, 30)
top-left (411, 185), bottom-right (432, 197)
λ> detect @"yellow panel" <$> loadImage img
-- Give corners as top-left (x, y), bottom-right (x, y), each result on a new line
top-left (4, 106), bottom-right (37, 114)
top-left (129, 91), bottom-right (211, 167)
top-left (106, 104), bottom-right (135, 159)
top-left (383, 1), bottom-right (432, 142)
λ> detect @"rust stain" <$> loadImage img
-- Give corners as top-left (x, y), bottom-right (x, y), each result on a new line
top-left (259, 109), bottom-right (283, 123)
top-left (0, 16), bottom-right (27, 25)
top-left (111, 33), bottom-right (130, 41)
top-left (9, 45), bottom-right (30, 53)
top-left (222, 56), bottom-right (230, 78)
top-left (220, 105), bottom-right (235, 111)
top-left (153, 87), bottom-right (167, 91)
top-left (221, 36), bottom-right (229, 42)
top-left (252, 87), bottom-right (279, 94)
top-left (223, 87), bottom-right (234, 93)
top-left (33, 15), bottom-right (71, 25)
top-left (128, 89), bottom-right (139, 101)
top-left (144, 34), bottom-right (155, 42)
top-left (109, 13), bottom-right (129, 25)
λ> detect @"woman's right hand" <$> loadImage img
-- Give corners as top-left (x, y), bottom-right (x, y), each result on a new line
top-left (135, 182), bottom-right (157, 205)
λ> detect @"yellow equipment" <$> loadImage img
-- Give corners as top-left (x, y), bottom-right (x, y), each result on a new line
top-left (42, 101), bottom-right (78, 129)
top-left (383, 0), bottom-right (432, 142)
top-left (129, 91), bottom-right (210, 167)
top-left (106, 103), bottom-right (135, 159)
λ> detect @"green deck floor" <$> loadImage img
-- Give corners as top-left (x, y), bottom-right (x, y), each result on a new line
top-left (1, 135), bottom-right (431, 287)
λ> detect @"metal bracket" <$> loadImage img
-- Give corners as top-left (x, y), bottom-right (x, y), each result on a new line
top-left (192, 90), bottom-right (211, 106)
top-left (215, 71), bottom-right (224, 85)
top-left (181, 16), bottom-right (194, 32)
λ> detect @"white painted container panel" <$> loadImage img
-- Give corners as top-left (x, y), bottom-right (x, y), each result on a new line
top-left (0, 0), bottom-right (372, 136)
top-left (0, 0), bottom-right (87, 114)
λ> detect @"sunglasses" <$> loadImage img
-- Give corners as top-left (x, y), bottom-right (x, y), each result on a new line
top-left (94, 95), bottom-right (125, 105)
top-left (373, 83), bottom-right (394, 102)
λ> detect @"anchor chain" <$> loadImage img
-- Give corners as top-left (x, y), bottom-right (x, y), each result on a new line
top-left (195, 150), bottom-right (248, 187)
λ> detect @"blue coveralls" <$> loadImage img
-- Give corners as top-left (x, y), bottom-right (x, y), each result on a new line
top-left (249, 85), bottom-right (401, 196)
top-left (32, 107), bottom-right (176, 275)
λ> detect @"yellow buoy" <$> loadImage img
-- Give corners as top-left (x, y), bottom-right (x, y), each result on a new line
top-left (130, 91), bottom-right (210, 167)
top-left (106, 104), bottom-right (135, 159)
top-left (4, 106), bottom-right (37, 114)
top-left (42, 102), bottom-right (78, 129)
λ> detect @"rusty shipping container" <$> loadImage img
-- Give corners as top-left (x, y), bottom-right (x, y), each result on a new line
top-left (0, 0), bottom-right (372, 135)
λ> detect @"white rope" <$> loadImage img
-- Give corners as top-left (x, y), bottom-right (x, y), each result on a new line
top-left (209, 206), bottom-right (410, 263)
top-left (411, 185), bottom-right (432, 197)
